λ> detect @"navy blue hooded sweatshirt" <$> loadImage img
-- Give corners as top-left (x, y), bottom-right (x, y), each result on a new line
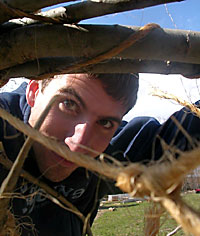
top-left (0, 82), bottom-right (199, 236)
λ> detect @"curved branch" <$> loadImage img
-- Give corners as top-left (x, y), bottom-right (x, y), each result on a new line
top-left (62, 0), bottom-right (185, 24)
top-left (0, 0), bottom-right (75, 23)
top-left (1, 0), bottom-right (184, 25)
top-left (0, 155), bottom-right (93, 236)
top-left (0, 95), bottom-right (58, 232)
top-left (1, 58), bottom-right (200, 80)
top-left (33, 23), bottom-right (160, 79)
top-left (1, 24), bottom-right (200, 72)
top-left (0, 2), bottom-right (70, 25)
top-left (0, 103), bottom-right (200, 235)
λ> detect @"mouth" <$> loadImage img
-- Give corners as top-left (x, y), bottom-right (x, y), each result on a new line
top-left (51, 151), bottom-right (77, 168)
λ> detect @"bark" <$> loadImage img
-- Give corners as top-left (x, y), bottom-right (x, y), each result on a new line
top-left (1, 0), bottom-right (70, 11)
top-left (61, 0), bottom-right (184, 24)
top-left (1, 58), bottom-right (200, 80)
top-left (0, 0), bottom-right (184, 25)
top-left (0, 0), bottom-right (75, 24)
top-left (0, 24), bottom-right (200, 72)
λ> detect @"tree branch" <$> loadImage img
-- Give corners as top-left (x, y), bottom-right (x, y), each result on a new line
top-left (61, 0), bottom-right (185, 24)
top-left (0, 0), bottom-right (75, 24)
top-left (1, 0), bottom-right (184, 25)
top-left (1, 58), bottom-right (200, 80)
top-left (33, 23), bottom-right (160, 80)
top-left (0, 2), bottom-right (69, 25)
top-left (1, 24), bottom-right (200, 73)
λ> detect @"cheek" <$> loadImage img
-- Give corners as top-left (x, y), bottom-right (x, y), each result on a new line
top-left (39, 108), bottom-right (78, 140)
top-left (39, 109), bottom-right (66, 136)
top-left (91, 133), bottom-right (114, 154)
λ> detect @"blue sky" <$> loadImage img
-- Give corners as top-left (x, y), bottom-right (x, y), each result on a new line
top-left (45, 1), bottom-right (200, 32)
top-left (86, 0), bottom-right (200, 121)
top-left (52, 0), bottom-right (200, 31)
top-left (43, 1), bottom-right (200, 122)
top-left (2, 2), bottom-right (200, 125)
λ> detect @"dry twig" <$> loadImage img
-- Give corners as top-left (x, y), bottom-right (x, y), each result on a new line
top-left (152, 88), bottom-right (200, 117)
top-left (0, 95), bottom-right (58, 233)
top-left (0, 96), bottom-right (200, 235)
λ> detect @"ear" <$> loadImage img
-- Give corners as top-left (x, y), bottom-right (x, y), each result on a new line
top-left (26, 80), bottom-right (39, 107)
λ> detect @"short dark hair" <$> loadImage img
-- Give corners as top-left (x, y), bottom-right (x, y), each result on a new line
top-left (41, 73), bottom-right (139, 113)
top-left (93, 73), bottom-right (139, 113)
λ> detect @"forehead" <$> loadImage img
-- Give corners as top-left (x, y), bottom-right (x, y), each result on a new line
top-left (43, 74), bottom-right (103, 95)
top-left (42, 74), bottom-right (126, 116)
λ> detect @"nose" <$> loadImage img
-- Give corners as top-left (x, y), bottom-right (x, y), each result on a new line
top-left (64, 123), bottom-right (92, 153)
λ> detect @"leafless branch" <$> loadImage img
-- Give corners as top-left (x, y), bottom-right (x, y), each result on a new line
top-left (1, 24), bottom-right (200, 73)
top-left (1, 58), bottom-right (200, 81)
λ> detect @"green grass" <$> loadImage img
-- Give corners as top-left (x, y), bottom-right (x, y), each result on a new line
top-left (92, 193), bottom-right (200, 236)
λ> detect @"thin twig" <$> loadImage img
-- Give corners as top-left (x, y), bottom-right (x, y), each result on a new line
top-left (0, 95), bottom-right (58, 232)
top-left (0, 106), bottom-right (123, 180)
top-left (0, 153), bottom-right (93, 236)
top-left (167, 225), bottom-right (181, 236)
top-left (1, 100), bottom-right (200, 234)
top-left (152, 88), bottom-right (200, 117)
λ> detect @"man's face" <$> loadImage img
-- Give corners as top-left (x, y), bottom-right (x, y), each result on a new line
top-left (27, 74), bottom-right (126, 182)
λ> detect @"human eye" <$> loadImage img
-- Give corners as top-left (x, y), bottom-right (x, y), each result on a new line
top-left (62, 99), bottom-right (79, 112)
top-left (97, 119), bottom-right (114, 129)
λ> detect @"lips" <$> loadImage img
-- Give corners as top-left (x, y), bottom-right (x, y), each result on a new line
top-left (51, 151), bottom-right (77, 168)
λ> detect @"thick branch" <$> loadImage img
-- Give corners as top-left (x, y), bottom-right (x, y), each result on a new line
top-left (1, 0), bottom-right (184, 26)
top-left (1, 24), bottom-right (200, 73)
top-left (61, 0), bottom-right (184, 24)
top-left (1, 58), bottom-right (200, 80)
top-left (0, 0), bottom-right (74, 24)
top-left (1, 0), bottom-right (70, 11)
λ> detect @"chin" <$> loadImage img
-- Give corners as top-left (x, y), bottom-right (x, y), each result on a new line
top-left (41, 163), bottom-right (78, 182)
top-left (36, 149), bottom-right (78, 182)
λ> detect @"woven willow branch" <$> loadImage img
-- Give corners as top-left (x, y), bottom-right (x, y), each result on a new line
top-left (0, 99), bottom-right (200, 234)
top-left (0, 154), bottom-right (93, 236)
top-left (0, 96), bottom-right (93, 236)
top-left (152, 88), bottom-right (200, 116)
top-left (0, 1), bottom-right (63, 24)
top-left (0, 95), bottom-right (59, 233)
top-left (33, 23), bottom-right (160, 80)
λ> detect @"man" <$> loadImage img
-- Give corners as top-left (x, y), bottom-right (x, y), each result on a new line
top-left (26, 73), bottom-right (138, 182)
top-left (0, 73), bottom-right (199, 236)
top-left (0, 73), bottom-right (139, 236)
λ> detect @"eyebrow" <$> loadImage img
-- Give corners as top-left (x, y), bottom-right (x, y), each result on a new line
top-left (101, 116), bottom-right (122, 126)
top-left (58, 87), bottom-right (86, 108)
top-left (58, 87), bottom-right (122, 125)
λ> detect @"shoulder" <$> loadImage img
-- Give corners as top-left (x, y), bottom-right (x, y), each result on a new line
top-left (0, 82), bottom-right (30, 154)
top-left (109, 104), bottom-right (200, 163)
top-left (0, 81), bottom-right (29, 120)
top-left (106, 116), bottom-right (161, 162)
